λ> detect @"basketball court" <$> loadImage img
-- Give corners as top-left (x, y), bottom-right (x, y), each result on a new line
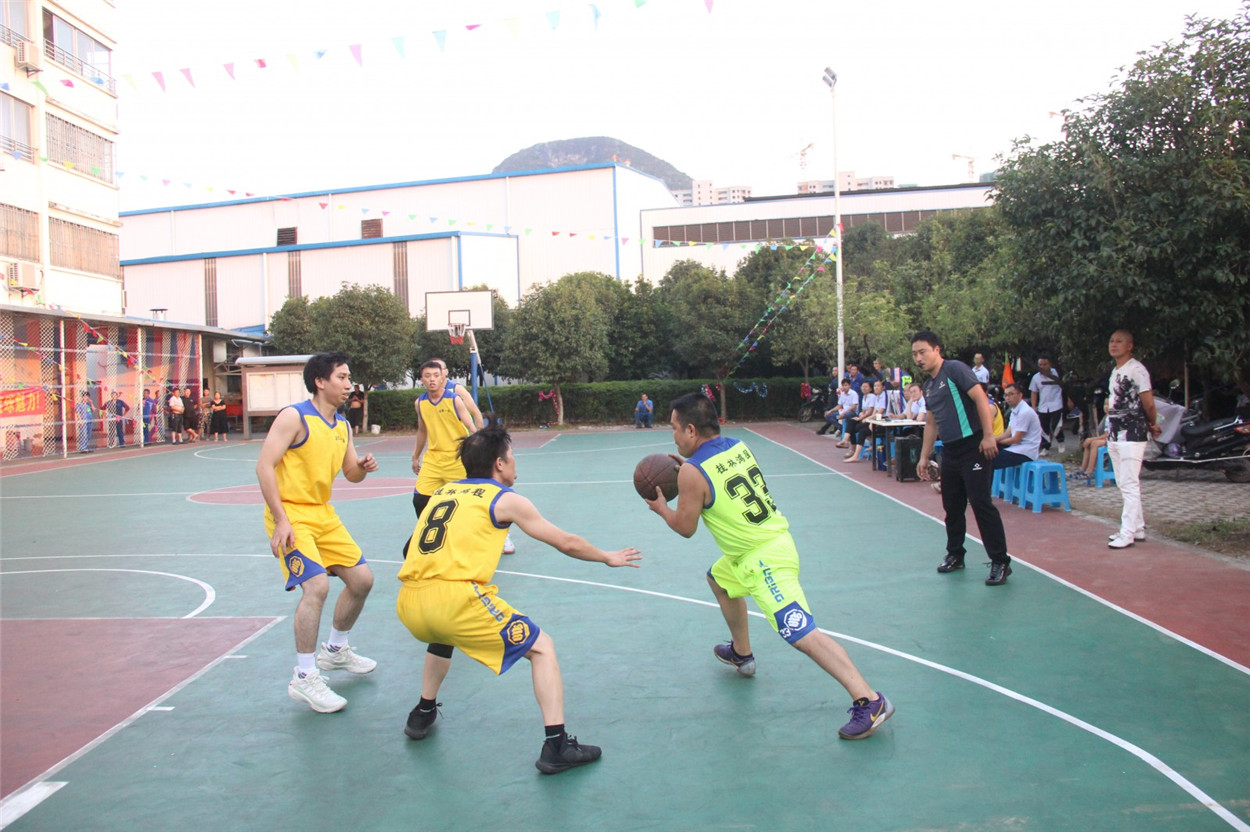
top-left (2, 420), bottom-right (1248, 831)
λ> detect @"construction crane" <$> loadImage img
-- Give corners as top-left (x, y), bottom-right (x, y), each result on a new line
top-left (792, 142), bottom-right (815, 171)
top-left (952, 153), bottom-right (975, 183)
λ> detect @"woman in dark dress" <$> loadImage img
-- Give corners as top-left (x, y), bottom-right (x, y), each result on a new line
top-left (209, 391), bottom-right (229, 441)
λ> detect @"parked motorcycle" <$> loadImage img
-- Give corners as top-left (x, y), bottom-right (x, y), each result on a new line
top-left (797, 387), bottom-right (830, 423)
top-left (1143, 400), bottom-right (1250, 482)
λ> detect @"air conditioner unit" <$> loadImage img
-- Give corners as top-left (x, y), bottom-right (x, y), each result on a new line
top-left (15, 41), bottom-right (43, 72)
top-left (7, 261), bottom-right (40, 289)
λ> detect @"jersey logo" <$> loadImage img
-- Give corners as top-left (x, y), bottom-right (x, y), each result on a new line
top-left (506, 619), bottom-right (531, 646)
top-left (287, 554), bottom-right (305, 577)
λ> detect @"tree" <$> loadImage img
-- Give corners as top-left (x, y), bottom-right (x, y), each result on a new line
top-left (657, 260), bottom-right (748, 418)
top-left (995, 7), bottom-right (1250, 393)
top-left (268, 295), bottom-right (317, 355)
top-left (497, 275), bottom-right (611, 425)
top-left (309, 284), bottom-right (418, 390)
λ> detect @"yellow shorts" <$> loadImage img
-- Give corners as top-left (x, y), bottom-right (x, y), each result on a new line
top-left (396, 579), bottom-right (539, 674)
top-left (265, 504), bottom-right (364, 591)
top-left (416, 452), bottom-right (467, 496)
top-left (708, 534), bottom-right (817, 644)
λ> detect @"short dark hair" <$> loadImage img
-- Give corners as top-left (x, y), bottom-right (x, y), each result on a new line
top-left (911, 330), bottom-right (942, 349)
top-left (1004, 383), bottom-right (1023, 395)
top-left (671, 391), bottom-right (720, 437)
top-left (303, 352), bottom-right (349, 393)
top-left (419, 360), bottom-right (443, 376)
top-left (459, 426), bottom-right (510, 478)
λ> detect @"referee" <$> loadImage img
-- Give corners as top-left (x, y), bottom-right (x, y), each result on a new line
top-left (912, 331), bottom-right (1013, 586)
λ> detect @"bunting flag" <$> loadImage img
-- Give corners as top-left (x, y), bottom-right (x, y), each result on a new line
top-left (179, 68), bottom-right (195, 87)
top-left (152, 71), bottom-right (165, 91)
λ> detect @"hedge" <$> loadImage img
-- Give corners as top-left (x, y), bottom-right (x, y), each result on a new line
top-left (362, 378), bottom-right (813, 430)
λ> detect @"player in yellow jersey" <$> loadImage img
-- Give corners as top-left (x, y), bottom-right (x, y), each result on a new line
top-left (411, 360), bottom-right (477, 520)
top-left (644, 391), bottom-right (894, 741)
top-left (397, 426), bottom-right (641, 773)
top-left (256, 352), bottom-right (380, 714)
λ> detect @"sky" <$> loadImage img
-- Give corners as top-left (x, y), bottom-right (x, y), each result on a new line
top-left (111, 0), bottom-right (1245, 210)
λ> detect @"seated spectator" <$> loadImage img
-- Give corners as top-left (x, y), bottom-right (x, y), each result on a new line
top-left (993, 383), bottom-right (1043, 469)
top-left (893, 383), bottom-right (927, 421)
top-left (832, 379), bottom-right (861, 445)
top-left (1072, 418), bottom-right (1109, 482)
top-left (842, 380), bottom-right (883, 463)
top-left (817, 379), bottom-right (853, 436)
top-left (634, 394), bottom-right (654, 429)
top-left (800, 380), bottom-right (812, 401)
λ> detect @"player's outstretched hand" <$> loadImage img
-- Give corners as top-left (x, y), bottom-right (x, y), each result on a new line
top-left (359, 453), bottom-right (378, 473)
top-left (603, 547), bottom-right (643, 568)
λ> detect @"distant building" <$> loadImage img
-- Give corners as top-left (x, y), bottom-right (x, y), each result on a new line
top-left (673, 180), bottom-right (753, 206)
top-left (798, 172), bottom-right (895, 194)
top-left (1, 0), bottom-right (122, 316)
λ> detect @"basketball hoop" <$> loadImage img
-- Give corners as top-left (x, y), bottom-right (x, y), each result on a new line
top-left (448, 323), bottom-right (466, 345)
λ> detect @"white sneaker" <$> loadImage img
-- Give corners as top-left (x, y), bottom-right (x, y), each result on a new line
top-left (502, 534), bottom-right (516, 555)
top-left (1107, 534), bottom-right (1135, 549)
top-left (1107, 531), bottom-right (1146, 542)
top-left (316, 642), bottom-right (377, 675)
top-left (288, 668), bottom-right (347, 713)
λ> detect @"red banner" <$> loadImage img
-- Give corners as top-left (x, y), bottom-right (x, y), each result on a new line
top-left (0, 387), bottom-right (45, 420)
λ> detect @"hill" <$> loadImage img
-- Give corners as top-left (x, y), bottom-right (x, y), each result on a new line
top-left (493, 137), bottom-right (692, 191)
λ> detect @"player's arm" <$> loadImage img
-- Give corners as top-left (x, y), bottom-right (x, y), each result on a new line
top-left (917, 410), bottom-right (938, 480)
top-left (454, 384), bottom-right (485, 430)
top-left (645, 462), bottom-right (706, 538)
top-left (495, 492), bottom-right (641, 568)
top-left (451, 391), bottom-right (478, 434)
top-left (968, 383), bottom-right (999, 459)
top-left (255, 407), bottom-right (305, 556)
top-left (341, 432), bottom-right (378, 483)
top-left (411, 420), bottom-right (428, 475)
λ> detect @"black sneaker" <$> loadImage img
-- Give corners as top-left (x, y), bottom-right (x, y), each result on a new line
top-left (936, 554), bottom-right (965, 573)
top-left (535, 734), bottom-right (602, 774)
top-left (404, 703), bottom-right (440, 740)
top-left (985, 562), bottom-right (1012, 586)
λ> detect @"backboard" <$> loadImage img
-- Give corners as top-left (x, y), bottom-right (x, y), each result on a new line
top-left (424, 290), bottom-right (494, 332)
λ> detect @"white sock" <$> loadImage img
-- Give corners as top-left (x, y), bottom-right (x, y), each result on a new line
top-left (328, 628), bottom-right (350, 650)
top-left (296, 652), bottom-right (316, 676)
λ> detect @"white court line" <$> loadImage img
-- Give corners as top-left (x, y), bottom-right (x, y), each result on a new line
top-left (741, 427), bottom-right (1250, 679)
top-left (2, 569), bottom-right (215, 618)
top-left (494, 568), bottom-right (1248, 832)
top-left (0, 617), bottom-right (282, 829)
top-left (0, 782), bottom-right (66, 829)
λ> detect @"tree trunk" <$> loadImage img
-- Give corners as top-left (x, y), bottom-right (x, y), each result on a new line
top-left (555, 383), bottom-right (565, 426)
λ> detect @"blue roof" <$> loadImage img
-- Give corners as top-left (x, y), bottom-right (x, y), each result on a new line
top-left (119, 230), bottom-right (509, 266)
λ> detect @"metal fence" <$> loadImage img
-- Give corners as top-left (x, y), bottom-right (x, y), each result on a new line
top-left (0, 310), bottom-right (202, 460)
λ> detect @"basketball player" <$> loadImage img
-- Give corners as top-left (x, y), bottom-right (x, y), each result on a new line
top-left (256, 352), bottom-right (380, 714)
top-left (411, 360), bottom-right (477, 521)
top-left (644, 392), bottom-right (894, 741)
top-left (397, 426), bottom-right (641, 773)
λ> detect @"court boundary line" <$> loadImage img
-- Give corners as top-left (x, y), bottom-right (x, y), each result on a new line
top-left (743, 427), bottom-right (1250, 678)
top-left (0, 616), bottom-right (284, 828)
top-left (492, 568), bottom-right (1248, 832)
top-left (2, 569), bottom-right (216, 618)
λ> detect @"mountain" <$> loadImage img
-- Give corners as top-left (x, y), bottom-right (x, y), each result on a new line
top-left (493, 137), bottom-right (692, 191)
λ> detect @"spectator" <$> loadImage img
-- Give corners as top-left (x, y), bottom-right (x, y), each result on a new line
top-left (893, 383), bottom-right (927, 421)
top-left (800, 380), bottom-right (812, 402)
top-left (817, 379), bottom-right (851, 437)
top-left (105, 390), bottom-right (130, 447)
top-left (184, 387), bottom-right (202, 442)
top-left (971, 353), bottom-right (991, 385)
top-left (167, 388), bottom-right (185, 444)
top-left (75, 391), bottom-right (95, 454)
top-left (1072, 418), bottom-right (1109, 483)
top-left (142, 388), bottom-right (158, 444)
top-left (845, 362), bottom-right (868, 393)
top-left (993, 384), bottom-right (1042, 469)
top-left (209, 391), bottom-right (230, 441)
top-left (842, 380), bottom-right (882, 463)
top-left (634, 393), bottom-right (655, 429)
top-left (198, 387), bottom-right (213, 442)
top-left (1105, 330), bottom-right (1161, 549)
top-left (831, 379), bottom-right (861, 444)
top-left (347, 385), bottom-right (365, 436)
top-left (1029, 354), bottom-right (1065, 455)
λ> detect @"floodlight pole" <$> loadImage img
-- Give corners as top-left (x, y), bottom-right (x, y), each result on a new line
top-left (822, 67), bottom-right (845, 384)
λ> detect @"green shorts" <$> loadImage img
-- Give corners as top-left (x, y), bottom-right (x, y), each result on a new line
top-left (707, 534), bottom-right (817, 644)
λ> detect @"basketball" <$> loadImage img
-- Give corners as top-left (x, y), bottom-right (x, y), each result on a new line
top-left (634, 453), bottom-right (680, 501)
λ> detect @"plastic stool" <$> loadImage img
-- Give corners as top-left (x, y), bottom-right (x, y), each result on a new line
top-left (1093, 445), bottom-right (1116, 487)
top-left (1018, 460), bottom-right (1071, 513)
top-left (992, 464), bottom-right (1023, 502)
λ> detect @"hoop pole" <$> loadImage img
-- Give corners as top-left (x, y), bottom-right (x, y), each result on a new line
top-left (466, 329), bottom-right (480, 405)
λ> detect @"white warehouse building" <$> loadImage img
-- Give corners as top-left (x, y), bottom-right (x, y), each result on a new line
top-left (119, 164), bottom-right (678, 331)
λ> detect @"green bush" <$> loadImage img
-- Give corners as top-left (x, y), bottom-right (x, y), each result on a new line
top-left (362, 378), bottom-right (811, 430)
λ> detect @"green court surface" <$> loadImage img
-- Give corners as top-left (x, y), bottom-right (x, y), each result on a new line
top-left (1, 428), bottom-right (1247, 831)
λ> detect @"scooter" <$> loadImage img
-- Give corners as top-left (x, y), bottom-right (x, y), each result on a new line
top-left (1143, 400), bottom-right (1250, 482)
top-left (797, 387), bottom-right (830, 423)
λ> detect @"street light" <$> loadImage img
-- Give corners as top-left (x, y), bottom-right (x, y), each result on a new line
top-left (821, 67), bottom-right (845, 385)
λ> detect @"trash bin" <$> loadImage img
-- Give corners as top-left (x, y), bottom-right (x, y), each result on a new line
top-left (894, 434), bottom-right (921, 482)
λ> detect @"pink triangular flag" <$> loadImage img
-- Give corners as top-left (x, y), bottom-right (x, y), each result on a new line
top-left (152, 71), bottom-right (166, 92)
top-left (255, 58), bottom-right (267, 69)
top-left (349, 44), bottom-right (362, 66)
top-left (224, 62), bottom-right (235, 79)
top-left (465, 24), bottom-right (481, 31)
top-left (705, 0), bottom-right (713, 11)
top-left (180, 68), bottom-right (194, 87)
top-left (59, 79), bottom-right (75, 87)
top-left (319, 202), bottom-right (328, 209)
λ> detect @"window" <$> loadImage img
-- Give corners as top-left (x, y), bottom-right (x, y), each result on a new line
top-left (45, 115), bottom-right (113, 181)
top-left (1, 0), bottom-right (29, 46)
top-left (49, 218), bottom-right (119, 277)
top-left (204, 258), bottom-right (218, 327)
top-left (0, 203), bottom-right (40, 261)
top-left (361, 218), bottom-right (383, 239)
top-left (276, 227), bottom-right (297, 246)
top-left (287, 250), bottom-right (301, 298)
top-left (42, 10), bottom-right (114, 93)
top-left (1, 92), bottom-right (33, 162)
top-left (392, 241), bottom-right (409, 308)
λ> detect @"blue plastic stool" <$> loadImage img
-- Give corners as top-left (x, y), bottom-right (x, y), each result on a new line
top-left (1093, 445), bottom-right (1116, 487)
top-left (1018, 460), bottom-right (1071, 513)
top-left (992, 464), bottom-right (1023, 502)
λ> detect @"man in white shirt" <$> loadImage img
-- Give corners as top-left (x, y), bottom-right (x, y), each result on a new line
top-left (1105, 330), bottom-right (1161, 549)
top-left (994, 384), bottom-right (1042, 469)
top-left (1029, 355), bottom-right (1065, 455)
top-left (971, 353), bottom-right (991, 386)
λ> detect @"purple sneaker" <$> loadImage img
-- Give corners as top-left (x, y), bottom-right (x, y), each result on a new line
top-left (838, 692), bottom-right (894, 740)
top-left (713, 642), bottom-right (756, 677)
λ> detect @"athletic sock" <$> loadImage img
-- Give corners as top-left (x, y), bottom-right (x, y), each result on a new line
top-left (731, 643), bottom-right (752, 661)
top-left (296, 652), bottom-right (315, 676)
top-left (327, 628), bottom-right (350, 650)
top-left (544, 724), bottom-right (566, 746)
top-left (416, 697), bottom-right (438, 713)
